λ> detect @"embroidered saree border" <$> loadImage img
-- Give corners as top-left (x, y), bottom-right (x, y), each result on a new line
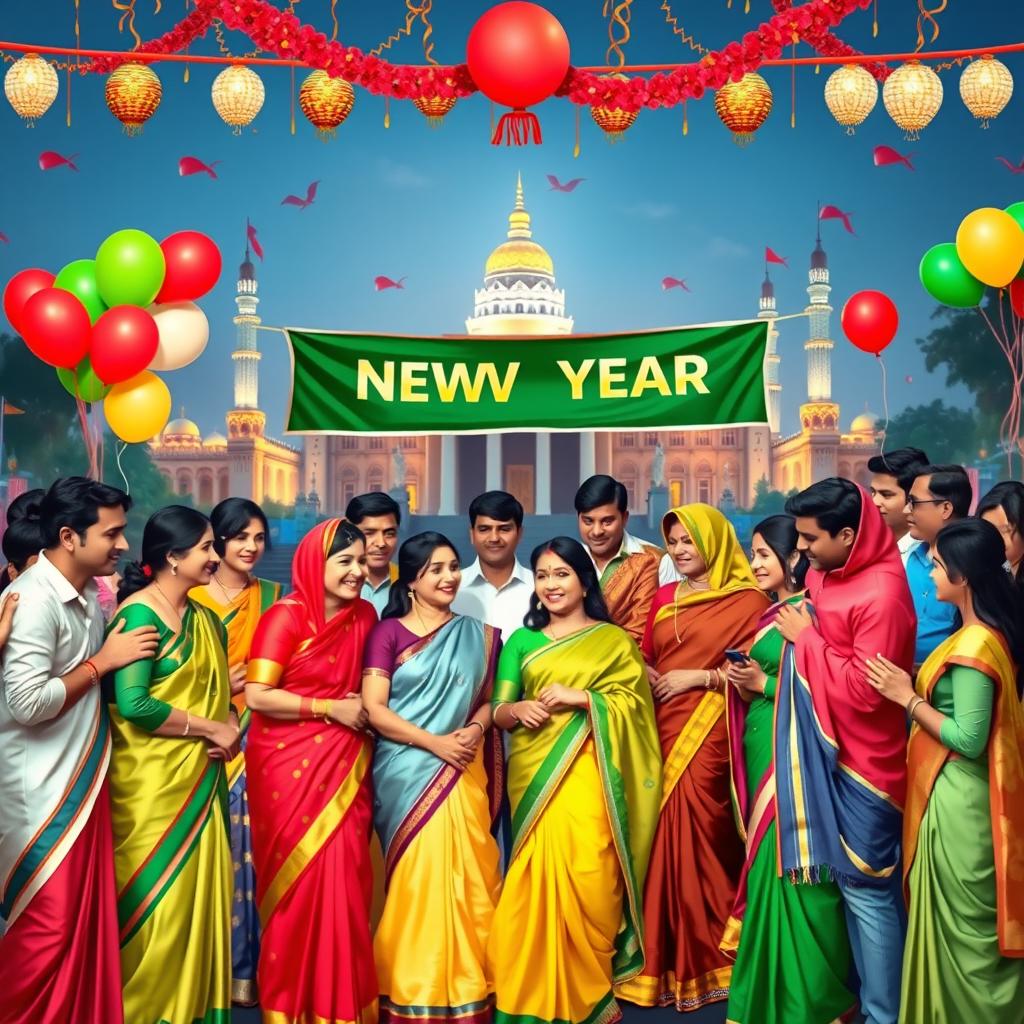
top-left (117, 759), bottom-right (224, 945)
top-left (380, 994), bottom-right (492, 1022)
top-left (617, 966), bottom-right (731, 1010)
top-left (259, 741), bottom-right (371, 923)
top-left (1, 707), bottom-right (110, 924)
top-left (660, 692), bottom-right (723, 811)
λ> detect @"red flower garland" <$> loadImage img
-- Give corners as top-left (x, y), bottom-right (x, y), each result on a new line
top-left (82, 0), bottom-right (879, 110)
top-left (771, 0), bottom-right (890, 80)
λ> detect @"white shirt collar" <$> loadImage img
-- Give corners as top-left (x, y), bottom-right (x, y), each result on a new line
top-left (461, 558), bottom-right (532, 591)
top-left (33, 550), bottom-right (90, 605)
top-left (897, 532), bottom-right (920, 555)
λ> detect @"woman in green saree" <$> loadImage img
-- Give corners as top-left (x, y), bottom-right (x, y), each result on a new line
top-left (724, 515), bottom-right (855, 1024)
top-left (107, 506), bottom-right (238, 1024)
top-left (488, 536), bottom-right (662, 1024)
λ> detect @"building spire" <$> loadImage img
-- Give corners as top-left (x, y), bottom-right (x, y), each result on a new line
top-left (507, 172), bottom-right (532, 239)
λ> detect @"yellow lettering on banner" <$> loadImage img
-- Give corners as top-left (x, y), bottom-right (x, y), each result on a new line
top-left (630, 356), bottom-right (673, 398)
top-left (431, 362), bottom-right (521, 403)
top-left (400, 362), bottom-right (430, 403)
top-left (599, 358), bottom-right (628, 398)
top-left (357, 360), bottom-right (394, 402)
top-left (557, 359), bottom-right (596, 400)
top-left (674, 355), bottom-right (710, 394)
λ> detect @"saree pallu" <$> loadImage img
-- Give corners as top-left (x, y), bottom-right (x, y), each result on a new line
top-left (0, 712), bottom-right (123, 1024)
top-left (371, 616), bottom-right (502, 1024)
top-left (247, 597), bottom-right (380, 1024)
top-left (489, 623), bottom-right (662, 1024)
top-left (108, 604), bottom-right (232, 1024)
top-left (620, 589), bottom-right (765, 1012)
top-left (723, 601), bottom-right (854, 1024)
top-left (191, 576), bottom-right (280, 1004)
top-left (900, 625), bottom-right (1024, 1023)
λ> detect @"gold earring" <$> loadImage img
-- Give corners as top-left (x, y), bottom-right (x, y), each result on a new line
top-left (170, 563), bottom-right (178, 576)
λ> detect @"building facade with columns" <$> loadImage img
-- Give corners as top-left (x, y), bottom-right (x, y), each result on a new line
top-left (149, 241), bottom-right (301, 508)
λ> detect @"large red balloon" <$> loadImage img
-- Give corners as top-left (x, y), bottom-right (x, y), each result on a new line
top-left (155, 231), bottom-right (222, 304)
top-left (466, 2), bottom-right (570, 109)
top-left (19, 287), bottom-right (92, 368)
top-left (1010, 278), bottom-right (1024, 319)
top-left (90, 305), bottom-right (160, 384)
top-left (3, 268), bottom-right (56, 337)
top-left (841, 290), bottom-right (899, 355)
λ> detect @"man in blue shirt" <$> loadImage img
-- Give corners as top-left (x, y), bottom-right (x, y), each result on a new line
top-left (904, 464), bottom-right (972, 666)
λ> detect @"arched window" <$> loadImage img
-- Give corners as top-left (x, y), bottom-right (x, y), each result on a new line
top-left (366, 466), bottom-right (384, 493)
top-left (217, 470), bottom-right (229, 502)
top-left (197, 470), bottom-right (214, 507)
top-left (696, 460), bottom-right (713, 505)
top-left (340, 469), bottom-right (358, 509)
top-left (618, 462), bottom-right (638, 511)
top-left (176, 469), bottom-right (192, 497)
top-left (515, 303), bottom-right (524, 314)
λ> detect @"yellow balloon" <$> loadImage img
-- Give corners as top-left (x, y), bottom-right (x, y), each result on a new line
top-left (103, 371), bottom-right (172, 444)
top-left (955, 207), bottom-right (1024, 288)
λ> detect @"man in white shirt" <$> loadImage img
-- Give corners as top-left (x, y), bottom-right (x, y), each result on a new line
top-left (867, 447), bottom-right (930, 566)
top-left (346, 491), bottom-right (401, 615)
top-left (0, 478), bottom-right (159, 1021)
top-left (451, 491), bottom-right (532, 642)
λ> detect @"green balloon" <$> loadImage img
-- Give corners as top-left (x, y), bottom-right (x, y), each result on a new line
top-left (54, 258), bottom-right (108, 324)
top-left (919, 242), bottom-right (986, 308)
top-left (1005, 201), bottom-right (1024, 232)
top-left (94, 228), bottom-right (166, 308)
top-left (56, 358), bottom-right (112, 403)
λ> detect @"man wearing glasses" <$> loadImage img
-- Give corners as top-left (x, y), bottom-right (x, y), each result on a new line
top-left (904, 464), bottom-right (973, 667)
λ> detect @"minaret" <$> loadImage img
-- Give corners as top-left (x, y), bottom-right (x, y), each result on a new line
top-left (228, 223), bottom-right (266, 438)
top-left (805, 210), bottom-right (834, 402)
top-left (758, 270), bottom-right (781, 436)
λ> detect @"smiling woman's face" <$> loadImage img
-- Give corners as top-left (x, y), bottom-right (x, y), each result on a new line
top-left (666, 521), bottom-right (707, 579)
top-left (534, 550), bottom-right (584, 617)
top-left (323, 540), bottom-right (367, 603)
top-left (410, 546), bottom-right (461, 611)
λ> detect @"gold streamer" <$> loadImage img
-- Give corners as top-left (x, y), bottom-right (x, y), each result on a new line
top-left (330, 0), bottom-right (339, 42)
top-left (112, 0), bottom-right (143, 49)
top-left (68, 0), bottom-right (80, 126)
top-left (873, 0), bottom-right (879, 38)
top-left (603, 0), bottom-right (633, 71)
top-left (419, 0), bottom-right (437, 65)
top-left (384, 95), bottom-right (390, 128)
top-left (791, 42), bottom-right (796, 127)
top-left (682, 99), bottom-right (688, 135)
top-left (290, 64), bottom-right (296, 134)
top-left (573, 104), bottom-right (580, 157)
top-left (744, 0), bottom-right (750, 12)
top-left (659, 0), bottom-right (707, 55)
top-left (370, 0), bottom-right (425, 58)
top-left (915, 0), bottom-right (947, 52)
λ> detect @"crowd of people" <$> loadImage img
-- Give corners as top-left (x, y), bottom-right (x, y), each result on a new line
top-left (1, 453), bottom-right (1023, 1024)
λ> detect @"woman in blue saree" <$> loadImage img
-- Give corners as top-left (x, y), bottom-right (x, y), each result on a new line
top-left (362, 531), bottom-right (504, 1024)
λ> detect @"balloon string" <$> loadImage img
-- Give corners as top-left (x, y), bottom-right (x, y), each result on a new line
top-left (115, 442), bottom-right (131, 494)
top-left (876, 353), bottom-right (889, 454)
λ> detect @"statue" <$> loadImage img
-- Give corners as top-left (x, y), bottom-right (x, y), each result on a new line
top-left (391, 446), bottom-right (407, 489)
top-left (651, 441), bottom-right (665, 488)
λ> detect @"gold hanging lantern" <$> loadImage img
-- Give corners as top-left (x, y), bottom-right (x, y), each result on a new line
top-left (4, 52), bottom-right (59, 126)
top-left (211, 65), bottom-right (265, 134)
top-left (590, 74), bottom-right (638, 143)
top-left (299, 70), bottom-right (356, 139)
top-left (715, 72), bottom-right (773, 146)
top-left (959, 55), bottom-right (1013, 128)
top-left (413, 94), bottom-right (457, 128)
top-left (823, 64), bottom-right (878, 134)
top-left (105, 62), bottom-right (162, 136)
top-left (882, 60), bottom-right (942, 140)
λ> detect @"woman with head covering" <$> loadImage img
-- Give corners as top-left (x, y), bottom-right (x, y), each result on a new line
top-left (723, 515), bottom-right (855, 1023)
top-left (488, 536), bottom-right (661, 1024)
top-left (191, 497), bottom-right (280, 1006)
top-left (616, 504), bottom-right (768, 1014)
top-left (244, 518), bottom-right (379, 1024)
top-left (362, 531), bottom-right (504, 1024)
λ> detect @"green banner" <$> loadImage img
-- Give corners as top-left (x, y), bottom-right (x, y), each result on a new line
top-left (284, 321), bottom-right (768, 435)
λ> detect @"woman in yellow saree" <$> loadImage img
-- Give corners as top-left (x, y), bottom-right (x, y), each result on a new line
top-left (190, 498), bottom-right (280, 1006)
top-left (489, 536), bottom-right (662, 1024)
top-left (107, 507), bottom-right (239, 1024)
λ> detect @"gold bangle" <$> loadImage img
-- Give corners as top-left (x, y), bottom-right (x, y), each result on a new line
top-left (322, 699), bottom-right (333, 723)
top-left (183, 710), bottom-right (191, 737)
top-left (908, 696), bottom-right (926, 721)
top-left (468, 720), bottom-right (485, 735)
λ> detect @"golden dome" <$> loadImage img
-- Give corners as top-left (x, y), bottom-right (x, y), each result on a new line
top-left (162, 408), bottom-right (202, 444)
top-left (203, 431), bottom-right (227, 448)
top-left (483, 172), bottom-right (554, 279)
top-left (850, 410), bottom-right (879, 433)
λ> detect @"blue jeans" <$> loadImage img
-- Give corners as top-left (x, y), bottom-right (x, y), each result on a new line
top-left (837, 873), bottom-right (907, 1024)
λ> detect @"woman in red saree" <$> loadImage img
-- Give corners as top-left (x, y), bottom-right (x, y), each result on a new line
top-left (617, 503), bottom-right (767, 1013)
top-left (244, 518), bottom-right (379, 1024)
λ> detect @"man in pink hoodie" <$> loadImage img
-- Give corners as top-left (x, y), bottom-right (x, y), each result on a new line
top-left (778, 478), bottom-right (916, 1024)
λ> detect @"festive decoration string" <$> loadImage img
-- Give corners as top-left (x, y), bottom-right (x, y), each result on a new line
top-left (604, 0), bottom-right (633, 71)
top-left (329, 0), bottom-right (338, 42)
top-left (659, 0), bottom-right (707, 56)
top-left (914, 0), bottom-right (947, 53)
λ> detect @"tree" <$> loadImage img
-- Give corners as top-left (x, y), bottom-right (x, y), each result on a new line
top-left (743, 477), bottom-right (791, 516)
top-left (917, 295), bottom-right (1011, 445)
top-left (877, 400), bottom-right (980, 466)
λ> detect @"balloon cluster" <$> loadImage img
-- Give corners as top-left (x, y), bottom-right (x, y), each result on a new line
top-left (919, 203), bottom-right (1024, 313)
top-left (3, 229), bottom-right (221, 444)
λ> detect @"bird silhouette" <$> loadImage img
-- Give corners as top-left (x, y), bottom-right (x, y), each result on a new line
top-left (661, 277), bottom-right (690, 292)
top-left (282, 181), bottom-right (320, 209)
top-left (179, 156), bottom-right (221, 178)
top-left (547, 175), bottom-right (585, 192)
top-left (38, 151), bottom-right (78, 172)
top-left (374, 276), bottom-right (406, 291)
top-left (996, 156), bottom-right (1024, 174)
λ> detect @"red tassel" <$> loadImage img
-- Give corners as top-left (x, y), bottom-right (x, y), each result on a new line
top-left (491, 109), bottom-right (542, 146)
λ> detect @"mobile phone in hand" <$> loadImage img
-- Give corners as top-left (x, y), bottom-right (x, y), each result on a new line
top-left (724, 649), bottom-right (750, 664)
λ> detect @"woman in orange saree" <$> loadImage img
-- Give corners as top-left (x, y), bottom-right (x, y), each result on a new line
top-left (616, 504), bottom-right (767, 1014)
top-left (244, 519), bottom-right (379, 1024)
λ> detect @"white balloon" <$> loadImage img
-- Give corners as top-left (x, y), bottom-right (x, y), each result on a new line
top-left (148, 301), bottom-right (209, 371)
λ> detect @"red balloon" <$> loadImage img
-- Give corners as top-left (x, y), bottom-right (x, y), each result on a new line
top-left (841, 290), bottom-right (899, 355)
top-left (466, 2), bottom-right (570, 109)
top-left (1010, 278), bottom-right (1024, 319)
top-left (3, 268), bottom-right (56, 337)
top-left (19, 287), bottom-right (92, 368)
top-left (155, 231), bottom-right (222, 304)
top-left (90, 306), bottom-right (159, 384)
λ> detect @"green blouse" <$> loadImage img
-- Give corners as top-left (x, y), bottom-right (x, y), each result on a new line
top-left (108, 601), bottom-right (228, 732)
top-left (493, 626), bottom-right (552, 703)
top-left (931, 665), bottom-right (993, 760)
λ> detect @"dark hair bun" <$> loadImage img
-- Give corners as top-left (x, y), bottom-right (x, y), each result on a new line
top-left (7, 489), bottom-right (45, 524)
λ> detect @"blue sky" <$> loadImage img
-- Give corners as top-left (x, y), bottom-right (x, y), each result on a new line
top-left (1, 1), bottom-right (1020, 442)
